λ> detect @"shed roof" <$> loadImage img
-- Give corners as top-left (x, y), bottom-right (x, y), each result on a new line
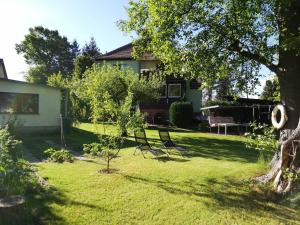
top-left (0, 78), bottom-right (62, 90)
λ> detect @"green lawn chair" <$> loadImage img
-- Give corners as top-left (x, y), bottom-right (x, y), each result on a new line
top-left (134, 129), bottom-right (167, 158)
top-left (158, 130), bottom-right (187, 156)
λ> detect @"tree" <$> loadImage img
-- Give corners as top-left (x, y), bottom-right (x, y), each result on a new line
top-left (82, 37), bottom-right (101, 60)
top-left (24, 64), bottom-right (51, 84)
top-left (120, 0), bottom-right (300, 193)
top-left (261, 77), bottom-right (280, 101)
top-left (71, 40), bottom-right (81, 58)
top-left (74, 37), bottom-right (101, 79)
top-left (74, 64), bottom-right (163, 136)
top-left (73, 55), bottom-right (94, 79)
top-left (47, 72), bottom-right (88, 122)
top-left (214, 61), bottom-right (261, 100)
top-left (72, 38), bottom-right (101, 120)
top-left (16, 26), bottom-right (76, 83)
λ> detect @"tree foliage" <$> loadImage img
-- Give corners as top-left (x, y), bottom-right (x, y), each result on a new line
top-left (74, 64), bottom-right (163, 135)
top-left (0, 126), bottom-right (33, 197)
top-left (245, 122), bottom-right (278, 153)
top-left (82, 37), bottom-right (102, 60)
top-left (16, 26), bottom-right (78, 83)
top-left (119, 0), bottom-right (299, 89)
top-left (47, 37), bottom-right (101, 121)
top-left (261, 76), bottom-right (280, 101)
top-left (47, 72), bottom-right (88, 122)
top-left (74, 37), bottom-right (102, 79)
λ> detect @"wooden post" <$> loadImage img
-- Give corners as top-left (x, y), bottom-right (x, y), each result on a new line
top-left (60, 114), bottom-right (66, 149)
top-left (64, 90), bottom-right (68, 118)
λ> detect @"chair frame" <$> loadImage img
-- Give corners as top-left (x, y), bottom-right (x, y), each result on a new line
top-left (158, 130), bottom-right (187, 156)
top-left (134, 129), bottom-right (168, 158)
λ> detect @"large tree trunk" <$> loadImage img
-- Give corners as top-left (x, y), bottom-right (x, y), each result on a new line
top-left (257, 0), bottom-right (300, 193)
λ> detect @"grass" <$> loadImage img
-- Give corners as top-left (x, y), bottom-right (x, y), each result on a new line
top-left (11, 123), bottom-right (300, 224)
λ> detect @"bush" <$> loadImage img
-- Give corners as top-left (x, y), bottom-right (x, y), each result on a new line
top-left (0, 125), bottom-right (34, 197)
top-left (44, 148), bottom-right (74, 163)
top-left (245, 122), bottom-right (278, 153)
top-left (169, 102), bottom-right (193, 128)
top-left (83, 143), bottom-right (103, 156)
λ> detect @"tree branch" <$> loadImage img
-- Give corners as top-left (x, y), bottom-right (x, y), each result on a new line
top-left (229, 40), bottom-right (281, 75)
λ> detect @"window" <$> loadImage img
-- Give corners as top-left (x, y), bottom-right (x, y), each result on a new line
top-left (0, 92), bottom-right (39, 114)
top-left (168, 84), bottom-right (181, 98)
top-left (160, 84), bottom-right (167, 98)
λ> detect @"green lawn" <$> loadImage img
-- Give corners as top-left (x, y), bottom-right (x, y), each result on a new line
top-left (17, 124), bottom-right (300, 224)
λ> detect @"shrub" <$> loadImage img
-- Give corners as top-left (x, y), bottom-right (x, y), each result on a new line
top-left (44, 148), bottom-right (74, 163)
top-left (99, 134), bottom-right (124, 173)
top-left (83, 143), bottom-right (103, 156)
top-left (245, 122), bottom-right (278, 153)
top-left (0, 125), bottom-right (33, 197)
top-left (169, 102), bottom-right (193, 128)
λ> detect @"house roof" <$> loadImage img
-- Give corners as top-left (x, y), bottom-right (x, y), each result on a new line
top-left (96, 43), bottom-right (156, 60)
top-left (0, 58), bottom-right (8, 79)
top-left (0, 78), bottom-right (62, 90)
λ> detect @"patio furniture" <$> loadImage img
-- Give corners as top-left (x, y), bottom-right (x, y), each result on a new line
top-left (208, 116), bottom-right (249, 135)
top-left (158, 130), bottom-right (187, 156)
top-left (134, 129), bottom-right (168, 158)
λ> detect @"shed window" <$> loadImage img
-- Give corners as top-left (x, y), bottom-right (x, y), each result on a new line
top-left (0, 92), bottom-right (39, 114)
top-left (168, 84), bottom-right (181, 98)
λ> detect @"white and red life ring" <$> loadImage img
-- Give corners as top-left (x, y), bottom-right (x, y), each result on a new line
top-left (271, 104), bottom-right (288, 129)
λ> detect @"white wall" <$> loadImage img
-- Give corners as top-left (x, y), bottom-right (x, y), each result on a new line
top-left (0, 80), bottom-right (61, 128)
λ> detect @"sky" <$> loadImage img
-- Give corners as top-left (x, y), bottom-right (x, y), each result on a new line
top-left (0, 0), bottom-right (132, 81)
top-left (0, 0), bottom-right (268, 96)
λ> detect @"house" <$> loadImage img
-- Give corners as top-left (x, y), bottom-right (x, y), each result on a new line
top-left (0, 58), bottom-right (62, 134)
top-left (0, 59), bottom-right (8, 79)
top-left (96, 43), bottom-right (202, 123)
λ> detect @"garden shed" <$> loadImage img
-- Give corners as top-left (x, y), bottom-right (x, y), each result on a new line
top-left (0, 78), bottom-right (61, 134)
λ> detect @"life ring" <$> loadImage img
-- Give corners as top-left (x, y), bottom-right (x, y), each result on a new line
top-left (271, 104), bottom-right (288, 129)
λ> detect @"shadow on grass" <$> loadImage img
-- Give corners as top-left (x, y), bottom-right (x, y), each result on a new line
top-left (121, 173), bottom-right (299, 223)
top-left (155, 156), bottom-right (190, 163)
top-left (179, 136), bottom-right (264, 163)
top-left (22, 137), bottom-right (60, 161)
top-left (147, 125), bottom-right (198, 133)
top-left (22, 127), bottom-right (137, 162)
top-left (22, 125), bottom-right (264, 164)
top-left (67, 127), bottom-right (136, 151)
top-left (0, 183), bottom-right (108, 225)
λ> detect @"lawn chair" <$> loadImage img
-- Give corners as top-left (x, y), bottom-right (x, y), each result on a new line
top-left (158, 130), bottom-right (187, 156)
top-left (134, 129), bottom-right (167, 158)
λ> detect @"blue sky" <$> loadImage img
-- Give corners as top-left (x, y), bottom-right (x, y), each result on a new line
top-left (0, 0), bottom-right (132, 81)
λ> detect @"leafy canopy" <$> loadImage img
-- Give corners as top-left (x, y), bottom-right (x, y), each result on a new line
top-left (119, 0), bottom-right (297, 88)
top-left (16, 26), bottom-right (78, 83)
top-left (74, 38), bottom-right (102, 80)
top-left (260, 76), bottom-right (280, 101)
top-left (74, 64), bottom-right (163, 135)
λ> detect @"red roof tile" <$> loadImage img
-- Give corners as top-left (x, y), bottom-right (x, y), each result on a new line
top-left (96, 43), bottom-right (155, 60)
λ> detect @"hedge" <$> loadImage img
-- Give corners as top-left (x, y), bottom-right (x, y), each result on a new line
top-left (169, 102), bottom-right (193, 128)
